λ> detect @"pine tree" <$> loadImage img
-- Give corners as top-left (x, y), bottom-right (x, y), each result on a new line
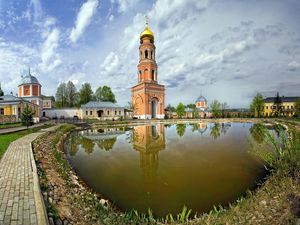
top-left (21, 104), bottom-right (34, 128)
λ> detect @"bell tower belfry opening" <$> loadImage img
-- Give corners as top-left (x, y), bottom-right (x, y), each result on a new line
top-left (131, 17), bottom-right (165, 119)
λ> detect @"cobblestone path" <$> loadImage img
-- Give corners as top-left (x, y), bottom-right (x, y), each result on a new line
top-left (0, 130), bottom-right (52, 225)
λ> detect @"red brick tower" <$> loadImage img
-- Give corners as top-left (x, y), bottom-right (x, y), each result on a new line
top-left (131, 17), bottom-right (165, 119)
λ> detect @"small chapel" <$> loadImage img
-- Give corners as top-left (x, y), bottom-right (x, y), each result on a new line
top-left (131, 17), bottom-right (165, 119)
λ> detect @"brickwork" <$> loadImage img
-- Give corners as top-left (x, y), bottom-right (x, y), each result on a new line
top-left (0, 115), bottom-right (17, 124)
top-left (132, 23), bottom-right (165, 119)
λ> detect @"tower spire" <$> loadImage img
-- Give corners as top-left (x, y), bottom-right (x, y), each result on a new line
top-left (145, 15), bottom-right (149, 27)
top-left (28, 66), bottom-right (31, 75)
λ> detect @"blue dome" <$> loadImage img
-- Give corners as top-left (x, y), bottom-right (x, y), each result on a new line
top-left (195, 96), bottom-right (207, 103)
top-left (19, 72), bottom-right (40, 86)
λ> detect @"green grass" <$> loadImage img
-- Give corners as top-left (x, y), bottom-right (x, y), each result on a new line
top-left (0, 122), bottom-right (22, 129)
top-left (0, 125), bottom-right (52, 159)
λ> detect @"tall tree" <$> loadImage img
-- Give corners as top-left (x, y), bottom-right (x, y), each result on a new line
top-left (101, 86), bottom-right (116, 102)
top-left (210, 100), bottom-right (221, 118)
top-left (295, 98), bottom-right (300, 118)
top-left (250, 93), bottom-right (264, 118)
top-left (221, 102), bottom-right (229, 118)
top-left (21, 104), bottom-right (34, 128)
top-left (94, 86), bottom-right (116, 102)
top-left (66, 81), bottom-right (77, 107)
top-left (79, 83), bottom-right (93, 105)
top-left (94, 86), bottom-right (103, 101)
top-left (273, 92), bottom-right (283, 117)
top-left (176, 102), bottom-right (185, 118)
top-left (55, 83), bottom-right (67, 108)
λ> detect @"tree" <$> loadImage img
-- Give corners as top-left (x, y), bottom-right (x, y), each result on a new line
top-left (221, 102), bottom-right (229, 118)
top-left (21, 104), bottom-right (34, 128)
top-left (66, 81), bottom-right (77, 107)
top-left (0, 83), bottom-right (3, 96)
top-left (94, 86), bottom-right (103, 101)
top-left (101, 86), bottom-right (116, 102)
top-left (250, 93), bottom-right (264, 118)
top-left (93, 85), bottom-right (116, 103)
top-left (210, 100), bottom-right (221, 118)
top-left (79, 83), bottom-right (93, 105)
top-left (55, 83), bottom-right (67, 108)
top-left (295, 98), bottom-right (300, 118)
top-left (176, 102), bottom-right (185, 118)
top-left (273, 92), bottom-right (283, 117)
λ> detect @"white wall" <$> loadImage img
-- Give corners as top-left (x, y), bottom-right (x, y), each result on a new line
top-left (43, 108), bottom-right (80, 118)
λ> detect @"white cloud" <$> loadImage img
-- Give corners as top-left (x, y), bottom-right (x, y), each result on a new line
top-left (109, 14), bottom-right (114, 22)
top-left (40, 28), bottom-right (61, 72)
top-left (111, 0), bottom-right (139, 13)
top-left (70, 0), bottom-right (99, 43)
top-left (29, 0), bottom-right (42, 21)
top-left (288, 61), bottom-right (300, 71)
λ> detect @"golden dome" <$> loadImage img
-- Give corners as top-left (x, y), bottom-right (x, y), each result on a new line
top-left (140, 26), bottom-right (154, 40)
top-left (140, 16), bottom-right (154, 40)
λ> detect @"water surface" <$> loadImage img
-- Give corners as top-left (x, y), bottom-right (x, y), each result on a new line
top-left (65, 122), bottom-right (267, 217)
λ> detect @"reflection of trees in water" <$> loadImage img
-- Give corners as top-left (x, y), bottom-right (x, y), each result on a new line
top-left (210, 123), bottom-right (221, 139)
top-left (250, 124), bottom-right (267, 144)
top-left (68, 135), bottom-right (80, 156)
top-left (191, 123), bottom-right (199, 132)
top-left (96, 137), bottom-right (117, 151)
top-left (80, 137), bottom-right (95, 154)
top-left (221, 123), bottom-right (231, 134)
top-left (176, 124), bottom-right (186, 137)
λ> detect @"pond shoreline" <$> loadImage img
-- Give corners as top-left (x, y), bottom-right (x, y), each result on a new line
top-left (32, 119), bottom-right (300, 225)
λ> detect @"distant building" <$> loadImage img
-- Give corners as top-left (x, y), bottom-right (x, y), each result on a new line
top-left (0, 94), bottom-right (40, 123)
top-left (81, 101), bottom-right (125, 120)
top-left (263, 96), bottom-right (300, 117)
top-left (185, 95), bottom-right (210, 118)
top-left (41, 95), bottom-right (55, 109)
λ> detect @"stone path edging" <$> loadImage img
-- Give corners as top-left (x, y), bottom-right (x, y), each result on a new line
top-left (0, 126), bottom-right (58, 225)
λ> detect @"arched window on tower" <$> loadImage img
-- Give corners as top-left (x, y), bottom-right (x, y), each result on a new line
top-left (151, 70), bottom-right (155, 80)
top-left (145, 50), bottom-right (148, 59)
top-left (139, 70), bottom-right (142, 81)
top-left (144, 69), bottom-right (149, 79)
top-left (151, 51), bottom-right (153, 59)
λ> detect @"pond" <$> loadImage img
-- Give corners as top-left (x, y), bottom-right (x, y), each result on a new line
top-left (64, 122), bottom-right (268, 217)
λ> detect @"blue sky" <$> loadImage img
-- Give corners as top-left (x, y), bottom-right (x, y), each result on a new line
top-left (0, 0), bottom-right (299, 108)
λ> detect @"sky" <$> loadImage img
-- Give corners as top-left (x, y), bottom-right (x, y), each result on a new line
top-left (0, 0), bottom-right (300, 108)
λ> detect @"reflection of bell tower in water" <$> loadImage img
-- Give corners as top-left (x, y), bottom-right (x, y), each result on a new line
top-left (132, 125), bottom-right (165, 179)
top-left (131, 17), bottom-right (165, 119)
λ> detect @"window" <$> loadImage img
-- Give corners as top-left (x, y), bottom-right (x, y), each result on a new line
top-left (291, 106), bottom-right (294, 109)
top-left (115, 111), bottom-right (117, 115)
top-left (107, 111), bottom-right (110, 115)
top-left (119, 111), bottom-right (121, 115)
top-left (90, 111), bottom-right (93, 115)
top-left (145, 50), bottom-right (148, 59)
top-left (287, 105), bottom-right (289, 109)
top-left (86, 111), bottom-right (88, 116)
top-left (151, 70), bottom-right (155, 80)
top-left (266, 106), bottom-right (268, 109)
top-left (151, 51), bottom-right (153, 59)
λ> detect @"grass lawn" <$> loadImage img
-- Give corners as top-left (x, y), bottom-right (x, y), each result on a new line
top-left (0, 125), bottom-right (51, 159)
top-left (0, 123), bottom-right (22, 129)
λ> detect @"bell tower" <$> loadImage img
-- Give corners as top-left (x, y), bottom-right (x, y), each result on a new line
top-left (131, 17), bottom-right (165, 119)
